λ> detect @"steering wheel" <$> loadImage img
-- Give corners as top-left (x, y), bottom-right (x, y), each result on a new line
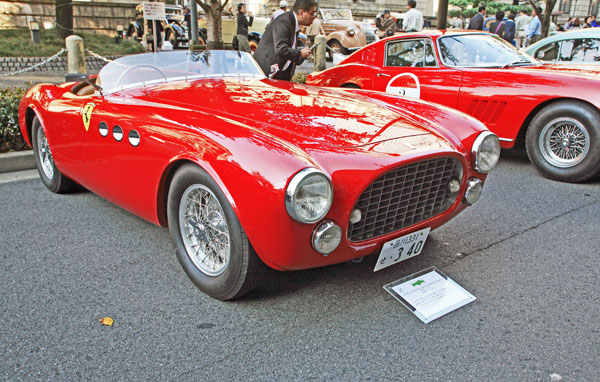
top-left (115, 64), bottom-right (167, 87)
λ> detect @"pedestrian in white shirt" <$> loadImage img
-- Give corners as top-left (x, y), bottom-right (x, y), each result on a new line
top-left (403, 0), bottom-right (423, 32)
top-left (515, 9), bottom-right (531, 49)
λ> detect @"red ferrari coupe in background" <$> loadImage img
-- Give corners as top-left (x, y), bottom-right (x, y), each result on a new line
top-left (307, 31), bottom-right (600, 183)
top-left (19, 50), bottom-right (499, 300)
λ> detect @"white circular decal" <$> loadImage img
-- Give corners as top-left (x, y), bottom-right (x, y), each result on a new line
top-left (385, 73), bottom-right (421, 99)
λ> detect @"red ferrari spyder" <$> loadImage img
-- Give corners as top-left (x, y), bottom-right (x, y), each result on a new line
top-left (307, 31), bottom-right (600, 183)
top-left (19, 50), bottom-right (499, 300)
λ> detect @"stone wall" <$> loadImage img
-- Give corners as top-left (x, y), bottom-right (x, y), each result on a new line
top-left (0, 0), bottom-right (137, 35)
top-left (0, 54), bottom-right (121, 73)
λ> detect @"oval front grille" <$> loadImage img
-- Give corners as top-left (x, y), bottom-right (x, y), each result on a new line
top-left (348, 157), bottom-right (463, 242)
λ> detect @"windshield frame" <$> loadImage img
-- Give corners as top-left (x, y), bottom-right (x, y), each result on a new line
top-left (436, 33), bottom-right (536, 68)
top-left (97, 50), bottom-right (265, 95)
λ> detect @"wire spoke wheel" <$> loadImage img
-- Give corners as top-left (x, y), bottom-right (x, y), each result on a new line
top-left (36, 127), bottom-right (55, 180)
top-left (539, 117), bottom-right (590, 168)
top-left (179, 184), bottom-right (230, 276)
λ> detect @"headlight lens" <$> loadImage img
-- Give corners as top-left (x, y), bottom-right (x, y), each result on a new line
top-left (347, 27), bottom-right (356, 36)
top-left (285, 168), bottom-right (333, 223)
top-left (312, 220), bottom-right (342, 255)
top-left (472, 131), bottom-right (501, 173)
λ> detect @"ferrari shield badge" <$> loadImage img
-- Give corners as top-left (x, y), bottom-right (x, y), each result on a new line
top-left (82, 102), bottom-right (95, 131)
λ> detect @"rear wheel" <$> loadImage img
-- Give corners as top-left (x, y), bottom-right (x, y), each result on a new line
top-left (31, 116), bottom-right (75, 193)
top-left (341, 83), bottom-right (360, 89)
top-left (327, 40), bottom-right (344, 60)
top-left (165, 29), bottom-right (179, 49)
top-left (525, 101), bottom-right (600, 182)
top-left (167, 164), bottom-right (265, 300)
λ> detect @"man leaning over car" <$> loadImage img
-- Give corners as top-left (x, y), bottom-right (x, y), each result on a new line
top-left (253, 0), bottom-right (316, 81)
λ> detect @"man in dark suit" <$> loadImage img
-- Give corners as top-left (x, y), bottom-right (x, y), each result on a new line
top-left (253, 0), bottom-right (317, 81)
top-left (468, 5), bottom-right (486, 30)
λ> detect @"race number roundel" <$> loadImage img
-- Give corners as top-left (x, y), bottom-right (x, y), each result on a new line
top-left (385, 73), bottom-right (421, 99)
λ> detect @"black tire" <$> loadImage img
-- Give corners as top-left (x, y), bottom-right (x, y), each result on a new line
top-left (165, 29), bottom-right (179, 49)
top-left (31, 116), bottom-right (75, 193)
top-left (525, 101), bottom-right (600, 182)
top-left (327, 40), bottom-right (344, 60)
top-left (167, 164), bottom-right (265, 300)
top-left (341, 83), bottom-right (360, 89)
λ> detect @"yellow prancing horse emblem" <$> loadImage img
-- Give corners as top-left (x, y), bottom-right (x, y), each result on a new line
top-left (82, 102), bottom-right (95, 131)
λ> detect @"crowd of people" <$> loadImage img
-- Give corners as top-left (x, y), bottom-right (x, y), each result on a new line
top-left (448, 6), bottom-right (599, 49)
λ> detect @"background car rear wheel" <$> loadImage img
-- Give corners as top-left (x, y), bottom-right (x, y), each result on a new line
top-left (327, 40), bottom-right (344, 60)
top-left (165, 29), bottom-right (179, 49)
top-left (526, 101), bottom-right (600, 182)
top-left (167, 164), bottom-right (265, 300)
top-left (249, 39), bottom-right (258, 52)
top-left (31, 116), bottom-right (75, 193)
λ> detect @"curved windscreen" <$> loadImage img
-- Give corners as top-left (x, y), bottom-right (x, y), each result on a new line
top-left (98, 50), bottom-right (265, 92)
top-left (438, 34), bottom-right (535, 68)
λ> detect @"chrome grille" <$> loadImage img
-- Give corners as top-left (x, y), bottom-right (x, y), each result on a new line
top-left (365, 30), bottom-right (377, 44)
top-left (348, 157), bottom-right (462, 242)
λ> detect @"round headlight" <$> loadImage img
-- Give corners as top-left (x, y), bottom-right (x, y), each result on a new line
top-left (472, 131), bottom-right (501, 173)
top-left (347, 27), bottom-right (356, 36)
top-left (312, 220), bottom-right (342, 255)
top-left (463, 178), bottom-right (483, 205)
top-left (285, 168), bottom-right (333, 223)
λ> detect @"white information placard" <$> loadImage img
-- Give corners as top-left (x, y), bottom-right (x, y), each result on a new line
top-left (384, 267), bottom-right (476, 324)
top-left (143, 1), bottom-right (165, 20)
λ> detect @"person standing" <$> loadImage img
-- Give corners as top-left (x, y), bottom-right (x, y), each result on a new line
top-left (305, 13), bottom-right (325, 47)
top-left (489, 11), bottom-right (505, 38)
top-left (376, 9), bottom-right (396, 37)
top-left (403, 1), bottom-right (424, 32)
top-left (526, 7), bottom-right (542, 46)
top-left (468, 5), bottom-right (486, 30)
top-left (271, 1), bottom-right (287, 21)
top-left (253, 0), bottom-right (316, 80)
top-left (515, 9), bottom-right (531, 49)
top-left (504, 13), bottom-right (516, 45)
top-left (453, 14), bottom-right (464, 29)
top-left (236, 3), bottom-right (254, 52)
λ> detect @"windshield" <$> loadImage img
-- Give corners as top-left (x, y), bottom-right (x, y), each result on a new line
top-left (321, 9), bottom-right (353, 21)
top-left (98, 50), bottom-right (264, 93)
top-left (438, 34), bottom-right (535, 67)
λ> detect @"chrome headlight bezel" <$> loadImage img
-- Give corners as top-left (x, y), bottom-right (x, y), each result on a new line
top-left (346, 27), bottom-right (356, 36)
top-left (471, 131), bottom-right (501, 173)
top-left (285, 168), bottom-right (333, 224)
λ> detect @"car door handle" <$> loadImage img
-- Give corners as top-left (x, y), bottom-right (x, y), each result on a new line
top-left (377, 73), bottom-right (391, 77)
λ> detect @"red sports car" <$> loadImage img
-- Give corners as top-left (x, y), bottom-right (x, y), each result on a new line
top-left (307, 31), bottom-right (600, 183)
top-left (19, 50), bottom-right (499, 300)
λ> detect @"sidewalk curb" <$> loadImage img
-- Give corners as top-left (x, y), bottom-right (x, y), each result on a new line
top-left (0, 150), bottom-right (35, 173)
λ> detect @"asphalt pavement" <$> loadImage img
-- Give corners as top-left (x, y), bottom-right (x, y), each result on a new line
top-left (1, 151), bottom-right (599, 381)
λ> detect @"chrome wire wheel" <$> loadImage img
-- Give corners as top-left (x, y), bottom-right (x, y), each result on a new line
top-left (178, 184), bottom-right (230, 277)
top-left (539, 117), bottom-right (590, 169)
top-left (36, 127), bottom-right (54, 179)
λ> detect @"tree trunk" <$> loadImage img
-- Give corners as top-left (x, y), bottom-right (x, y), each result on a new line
top-left (195, 0), bottom-right (228, 50)
top-left (55, 0), bottom-right (73, 40)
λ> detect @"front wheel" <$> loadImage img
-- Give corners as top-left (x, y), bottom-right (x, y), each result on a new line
top-left (167, 164), bottom-right (265, 300)
top-left (31, 116), bottom-right (75, 193)
top-left (525, 101), bottom-right (600, 182)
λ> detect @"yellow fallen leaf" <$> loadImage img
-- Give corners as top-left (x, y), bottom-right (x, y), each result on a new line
top-left (99, 317), bottom-right (114, 326)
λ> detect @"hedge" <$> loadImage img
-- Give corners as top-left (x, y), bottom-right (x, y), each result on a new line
top-left (0, 87), bottom-right (28, 152)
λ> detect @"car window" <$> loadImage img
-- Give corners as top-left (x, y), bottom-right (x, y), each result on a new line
top-left (438, 34), bottom-right (529, 67)
top-left (385, 40), bottom-right (437, 67)
top-left (535, 42), bottom-right (560, 62)
top-left (559, 38), bottom-right (600, 63)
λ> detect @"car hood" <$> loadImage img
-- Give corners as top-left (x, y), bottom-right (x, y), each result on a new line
top-left (146, 78), bottom-right (451, 151)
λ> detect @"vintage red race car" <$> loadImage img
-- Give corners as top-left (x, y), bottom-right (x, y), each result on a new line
top-left (307, 30), bottom-right (600, 183)
top-left (19, 50), bottom-right (499, 300)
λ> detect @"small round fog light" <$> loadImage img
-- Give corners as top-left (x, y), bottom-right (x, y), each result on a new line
top-left (448, 179), bottom-right (461, 193)
top-left (312, 220), bottom-right (342, 255)
top-left (463, 178), bottom-right (483, 205)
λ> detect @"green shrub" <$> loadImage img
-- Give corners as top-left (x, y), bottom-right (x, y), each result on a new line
top-left (0, 87), bottom-right (28, 152)
top-left (292, 72), bottom-right (307, 84)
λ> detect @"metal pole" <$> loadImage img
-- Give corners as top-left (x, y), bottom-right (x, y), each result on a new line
top-left (153, 19), bottom-right (158, 52)
top-left (190, 0), bottom-right (199, 45)
top-left (437, 0), bottom-right (448, 30)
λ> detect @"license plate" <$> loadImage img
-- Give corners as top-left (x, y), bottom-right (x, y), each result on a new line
top-left (373, 227), bottom-right (431, 272)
